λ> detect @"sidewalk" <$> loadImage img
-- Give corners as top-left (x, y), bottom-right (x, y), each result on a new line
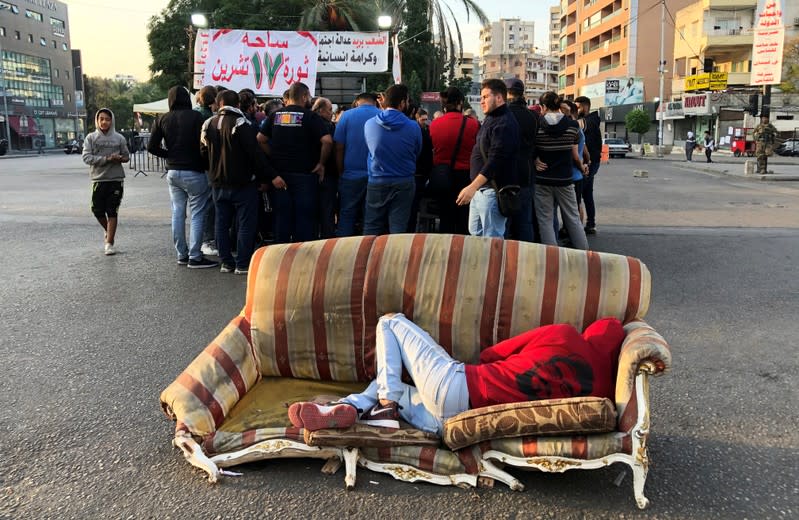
top-left (632, 147), bottom-right (799, 181)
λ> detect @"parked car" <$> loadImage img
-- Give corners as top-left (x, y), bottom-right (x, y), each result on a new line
top-left (775, 139), bottom-right (799, 157)
top-left (64, 139), bottom-right (83, 154)
top-left (0, 138), bottom-right (7, 156)
top-left (604, 137), bottom-right (631, 158)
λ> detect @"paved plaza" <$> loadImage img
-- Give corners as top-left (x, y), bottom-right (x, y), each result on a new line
top-left (1, 153), bottom-right (797, 519)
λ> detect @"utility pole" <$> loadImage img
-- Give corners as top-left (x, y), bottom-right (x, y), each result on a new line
top-left (657, 0), bottom-right (665, 157)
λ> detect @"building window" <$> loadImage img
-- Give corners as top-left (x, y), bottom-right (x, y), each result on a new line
top-left (61, 42), bottom-right (67, 51)
top-left (28, 34), bottom-right (33, 43)
top-left (40, 37), bottom-right (47, 46)
top-left (50, 17), bottom-right (66, 36)
top-left (14, 30), bottom-right (20, 40)
top-left (25, 9), bottom-right (43, 22)
top-left (65, 70), bottom-right (70, 79)
top-left (67, 93), bottom-right (71, 102)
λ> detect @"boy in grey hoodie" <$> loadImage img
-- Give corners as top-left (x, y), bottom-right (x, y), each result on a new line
top-left (82, 108), bottom-right (130, 255)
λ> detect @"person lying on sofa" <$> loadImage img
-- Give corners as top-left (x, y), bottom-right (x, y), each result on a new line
top-left (288, 313), bottom-right (624, 436)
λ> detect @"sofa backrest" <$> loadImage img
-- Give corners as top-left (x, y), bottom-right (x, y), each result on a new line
top-left (245, 234), bottom-right (651, 382)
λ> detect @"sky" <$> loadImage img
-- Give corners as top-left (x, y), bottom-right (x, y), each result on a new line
top-left (65, 0), bottom-right (557, 81)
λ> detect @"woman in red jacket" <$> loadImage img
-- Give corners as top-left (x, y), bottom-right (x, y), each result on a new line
top-left (289, 313), bottom-right (624, 435)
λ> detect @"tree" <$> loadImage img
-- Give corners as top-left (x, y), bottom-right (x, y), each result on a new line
top-left (780, 36), bottom-right (799, 97)
top-left (297, 0), bottom-right (380, 31)
top-left (625, 109), bottom-right (651, 155)
top-left (84, 77), bottom-right (166, 132)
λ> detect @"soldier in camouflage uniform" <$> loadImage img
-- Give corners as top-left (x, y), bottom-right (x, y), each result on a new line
top-left (753, 116), bottom-right (777, 175)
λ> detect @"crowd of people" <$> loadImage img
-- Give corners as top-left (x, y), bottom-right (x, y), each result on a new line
top-left (82, 77), bottom-right (605, 272)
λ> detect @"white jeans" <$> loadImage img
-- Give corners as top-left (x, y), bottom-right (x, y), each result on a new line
top-left (342, 314), bottom-right (470, 436)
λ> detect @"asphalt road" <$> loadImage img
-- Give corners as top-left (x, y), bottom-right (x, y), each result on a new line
top-left (1, 155), bottom-right (797, 519)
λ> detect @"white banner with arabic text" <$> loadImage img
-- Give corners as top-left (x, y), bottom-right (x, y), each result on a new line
top-left (317, 32), bottom-right (388, 72)
top-left (201, 30), bottom-right (319, 95)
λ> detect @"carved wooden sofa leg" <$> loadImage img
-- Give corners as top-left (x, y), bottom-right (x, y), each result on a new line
top-left (342, 448), bottom-right (358, 490)
top-left (357, 458), bottom-right (478, 489)
top-left (479, 459), bottom-right (524, 491)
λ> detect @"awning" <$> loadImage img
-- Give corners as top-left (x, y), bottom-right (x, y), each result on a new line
top-left (132, 98), bottom-right (169, 114)
top-left (9, 115), bottom-right (38, 136)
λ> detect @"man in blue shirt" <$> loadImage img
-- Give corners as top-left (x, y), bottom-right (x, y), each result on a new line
top-left (333, 93), bottom-right (381, 236)
top-left (363, 85), bottom-right (422, 235)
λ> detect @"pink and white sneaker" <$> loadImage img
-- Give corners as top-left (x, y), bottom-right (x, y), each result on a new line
top-left (287, 401), bottom-right (357, 431)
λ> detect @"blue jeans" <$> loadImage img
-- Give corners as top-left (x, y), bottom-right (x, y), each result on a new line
top-left (212, 184), bottom-right (259, 270)
top-left (468, 188), bottom-right (507, 237)
top-left (363, 180), bottom-right (415, 235)
top-left (582, 162), bottom-right (600, 228)
top-left (342, 314), bottom-right (470, 436)
top-left (166, 169), bottom-right (211, 260)
top-left (272, 172), bottom-right (319, 243)
top-left (337, 176), bottom-right (368, 237)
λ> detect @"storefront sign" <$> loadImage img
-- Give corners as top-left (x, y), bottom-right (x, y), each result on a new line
top-left (684, 72), bottom-right (728, 91)
top-left (33, 109), bottom-right (58, 117)
top-left (10, 97), bottom-right (26, 105)
top-left (682, 93), bottom-right (712, 115)
top-left (600, 101), bottom-right (657, 122)
top-left (751, 0), bottom-right (785, 85)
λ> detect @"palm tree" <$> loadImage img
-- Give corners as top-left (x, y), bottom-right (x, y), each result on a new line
top-left (296, 0), bottom-right (488, 89)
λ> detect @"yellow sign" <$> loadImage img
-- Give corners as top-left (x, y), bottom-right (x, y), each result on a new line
top-left (684, 72), bottom-right (728, 91)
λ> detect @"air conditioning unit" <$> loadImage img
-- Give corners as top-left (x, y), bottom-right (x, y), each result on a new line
top-left (794, 17), bottom-right (799, 27)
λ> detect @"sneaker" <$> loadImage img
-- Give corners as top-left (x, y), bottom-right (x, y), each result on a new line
top-left (104, 243), bottom-right (116, 256)
top-left (188, 257), bottom-right (219, 269)
top-left (359, 402), bottom-right (400, 429)
top-left (201, 241), bottom-right (219, 257)
top-left (287, 401), bottom-right (357, 431)
top-left (234, 267), bottom-right (248, 275)
top-left (220, 263), bottom-right (235, 273)
top-left (584, 225), bottom-right (597, 235)
top-left (177, 257), bottom-right (189, 265)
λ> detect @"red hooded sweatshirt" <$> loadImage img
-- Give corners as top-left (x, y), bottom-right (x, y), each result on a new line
top-left (464, 317), bottom-right (624, 409)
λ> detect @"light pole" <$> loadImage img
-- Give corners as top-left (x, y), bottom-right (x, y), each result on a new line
top-left (657, 0), bottom-right (666, 157)
top-left (186, 13), bottom-right (208, 87)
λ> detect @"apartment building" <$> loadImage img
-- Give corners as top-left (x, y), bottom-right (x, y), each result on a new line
top-left (478, 18), bottom-right (558, 100)
top-left (558, 0), bottom-right (692, 106)
top-left (0, 0), bottom-right (82, 150)
top-left (453, 52), bottom-right (474, 80)
top-left (549, 5), bottom-right (561, 55)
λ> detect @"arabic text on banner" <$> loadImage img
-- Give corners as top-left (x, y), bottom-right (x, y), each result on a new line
top-left (202, 30), bottom-right (319, 95)
top-left (317, 32), bottom-right (389, 72)
top-left (750, 0), bottom-right (785, 86)
top-left (193, 29), bottom-right (211, 90)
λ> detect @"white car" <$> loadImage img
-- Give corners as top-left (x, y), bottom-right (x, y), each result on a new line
top-left (604, 138), bottom-right (631, 158)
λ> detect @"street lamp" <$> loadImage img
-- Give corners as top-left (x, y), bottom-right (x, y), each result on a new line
top-left (186, 13), bottom-right (208, 87)
top-left (378, 15), bottom-right (392, 29)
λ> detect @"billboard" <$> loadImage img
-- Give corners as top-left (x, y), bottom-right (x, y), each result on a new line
top-left (604, 77), bottom-right (644, 106)
top-left (751, 0), bottom-right (785, 85)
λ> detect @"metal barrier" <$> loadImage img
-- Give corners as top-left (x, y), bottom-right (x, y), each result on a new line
top-left (128, 135), bottom-right (167, 177)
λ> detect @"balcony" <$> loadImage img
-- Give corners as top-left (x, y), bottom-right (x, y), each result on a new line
top-left (705, 0), bottom-right (756, 8)
top-left (704, 29), bottom-right (753, 51)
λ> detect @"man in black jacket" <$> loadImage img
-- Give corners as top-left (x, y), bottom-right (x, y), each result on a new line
top-left (575, 96), bottom-right (601, 234)
top-left (148, 86), bottom-right (217, 268)
top-left (200, 89), bottom-right (274, 275)
top-left (504, 78), bottom-right (539, 242)
top-left (456, 79), bottom-right (519, 238)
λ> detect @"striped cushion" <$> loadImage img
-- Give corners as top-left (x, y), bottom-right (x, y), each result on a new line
top-left (482, 431), bottom-right (631, 459)
top-left (160, 316), bottom-right (260, 437)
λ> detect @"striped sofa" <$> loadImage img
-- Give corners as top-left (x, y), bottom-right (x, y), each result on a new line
top-left (160, 234), bottom-right (671, 509)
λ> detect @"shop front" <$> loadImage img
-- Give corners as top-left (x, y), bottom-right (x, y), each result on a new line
top-left (2, 107), bottom-right (81, 151)
top-left (599, 101), bottom-right (658, 144)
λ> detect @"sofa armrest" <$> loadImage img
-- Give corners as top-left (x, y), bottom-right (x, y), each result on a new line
top-left (614, 320), bottom-right (671, 429)
top-left (160, 315), bottom-right (261, 438)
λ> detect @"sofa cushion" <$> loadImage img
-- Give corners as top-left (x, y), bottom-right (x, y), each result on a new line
top-left (442, 396), bottom-right (616, 451)
top-left (305, 423), bottom-right (440, 448)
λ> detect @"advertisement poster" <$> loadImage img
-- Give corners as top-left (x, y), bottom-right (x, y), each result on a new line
top-left (604, 77), bottom-right (644, 106)
top-left (201, 30), bottom-right (319, 95)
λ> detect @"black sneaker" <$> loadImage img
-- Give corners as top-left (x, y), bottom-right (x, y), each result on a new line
top-left (220, 263), bottom-right (235, 273)
top-left (177, 257), bottom-right (189, 265)
top-left (584, 225), bottom-right (597, 235)
top-left (359, 402), bottom-right (400, 429)
top-left (188, 257), bottom-right (219, 269)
